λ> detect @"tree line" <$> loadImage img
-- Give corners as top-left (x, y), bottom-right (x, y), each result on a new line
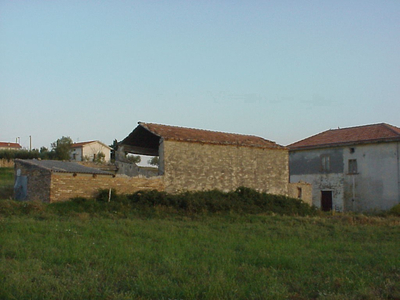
top-left (1, 137), bottom-right (159, 165)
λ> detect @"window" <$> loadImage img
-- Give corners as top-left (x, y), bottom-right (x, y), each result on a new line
top-left (320, 155), bottom-right (330, 172)
top-left (297, 187), bottom-right (302, 199)
top-left (348, 159), bottom-right (357, 174)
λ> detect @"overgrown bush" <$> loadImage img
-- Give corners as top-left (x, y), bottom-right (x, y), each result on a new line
top-left (92, 187), bottom-right (317, 216)
top-left (388, 203), bottom-right (400, 216)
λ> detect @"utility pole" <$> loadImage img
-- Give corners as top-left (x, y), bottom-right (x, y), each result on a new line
top-left (29, 135), bottom-right (32, 151)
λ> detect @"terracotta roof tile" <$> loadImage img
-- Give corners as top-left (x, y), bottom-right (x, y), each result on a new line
top-left (139, 122), bottom-right (285, 149)
top-left (289, 123), bottom-right (400, 150)
top-left (71, 141), bottom-right (111, 149)
top-left (0, 142), bottom-right (22, 149)
top-left (71, 141), bottom-right (96, 148)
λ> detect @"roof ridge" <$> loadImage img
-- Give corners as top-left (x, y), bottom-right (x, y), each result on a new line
top-left (140, 122), bottom-right (275, 142)
top-left (326, 123), bottom-right (387, 131)
top-left (381, 123), bottom-right (400, 136)
top-left (288, 122), bottom-right (400, 149)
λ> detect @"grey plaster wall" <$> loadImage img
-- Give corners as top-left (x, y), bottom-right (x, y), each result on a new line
top-left (343, 142), bottom-right (400, 211)
top-left (290, 148), bottom-right (344, 175)
top-left (289, 142), bottom-right (400, 212)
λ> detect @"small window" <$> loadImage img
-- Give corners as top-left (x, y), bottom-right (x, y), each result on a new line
top-left (348, 159), bottom-right (357, 174)
top-left (321, 155), bottom-right (330, 172)
top-left (297, 187), bottom-right (302, 199)
top-left (350, 148), bottom-right (355, 154)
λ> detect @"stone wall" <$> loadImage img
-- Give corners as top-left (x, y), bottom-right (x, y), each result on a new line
top-left (49, 173), bottom-right (164, 202)
top-left (14, 160), bottom-right (51, 202)
top-left (288, 182), bottom-right (313, 205)
top-left (161, 140), bottom-right (289, 195)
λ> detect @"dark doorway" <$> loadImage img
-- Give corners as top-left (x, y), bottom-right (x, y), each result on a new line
top-left (321, 191), bottom-right (333, 211)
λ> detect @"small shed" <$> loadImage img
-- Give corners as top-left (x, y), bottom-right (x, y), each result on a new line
top-left (14, 159), bottom-right (164, 203)
top-left (14, 159), bottom-right (114, 202)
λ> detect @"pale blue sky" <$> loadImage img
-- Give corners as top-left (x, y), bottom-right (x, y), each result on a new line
top-left (1, 1), bottom-right (399, 149)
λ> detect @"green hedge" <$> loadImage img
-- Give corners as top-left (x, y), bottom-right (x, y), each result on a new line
top-left (91, 186), bottom-right (317, 216)
top-left (0, 149), bottom-right (57, 160)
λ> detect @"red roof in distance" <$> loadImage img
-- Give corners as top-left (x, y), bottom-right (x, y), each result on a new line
top-left (71, 141), bottom-right (111, 149)
top-left (288, 123), bottom-right (400, 150)
top-left (0, 142), bottom-right (22, 149)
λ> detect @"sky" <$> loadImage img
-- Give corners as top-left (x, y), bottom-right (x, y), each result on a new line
top-left (1, 1), bottom-right (399, 150)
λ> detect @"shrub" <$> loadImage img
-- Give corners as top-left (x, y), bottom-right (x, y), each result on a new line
top-left (110, 187), bottom-right (317, 216)
top-left (388, 203), bottom-right (400, 216)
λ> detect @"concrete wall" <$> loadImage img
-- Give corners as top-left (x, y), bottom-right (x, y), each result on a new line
top-left (161, 140), bottom-right (289, 195)
top-left (343, 142), bottom-right (400, 211)
top-left (289, 142), bottom-right (400, 212)
top-left (290, 148), bottom-right (346, 210)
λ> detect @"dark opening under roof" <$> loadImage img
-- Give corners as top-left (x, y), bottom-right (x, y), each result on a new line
top-left (120, 124), bottom-right (161, 156)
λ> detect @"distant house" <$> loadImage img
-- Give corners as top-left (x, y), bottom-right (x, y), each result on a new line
top-left (288, 123), bottom-right (400, 212)
top-left (118, 122), bottom-right (311, 201)
top-left (0, 142), bottom-right (22, 150)
top-left (70, 141), bottom-right (111, 162)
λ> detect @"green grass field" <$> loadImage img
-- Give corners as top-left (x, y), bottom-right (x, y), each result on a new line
top-left (0, 168), bottom-right (13, 199)
top-left (0, 213), bottom-right (399, 299)
top-left (0, 167), bottom-right (399, 299)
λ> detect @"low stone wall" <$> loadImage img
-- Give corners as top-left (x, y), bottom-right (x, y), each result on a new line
top-left (0, 159), bottom-right (14, 168)
top-left (50, 173), bottom-right (164, 202)
top-left (288, 182), bottom-right (312, 205)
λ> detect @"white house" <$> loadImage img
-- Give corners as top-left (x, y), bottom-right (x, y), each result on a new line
top-left (70, 141), bottom-right (111, 162)
top-left (288, 123), bottom-right (400, 212)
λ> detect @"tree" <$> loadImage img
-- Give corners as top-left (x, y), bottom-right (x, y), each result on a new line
top-left (51, 136), bottom-right (73, 160)
top-left (148, 156), bottom-right (159, 166)
top-left (94, 151), bottom-right (105, 163)
top-left (126, 153), bottom-right (141, 164)
top-left (110, 139), bottom-right (118, 161)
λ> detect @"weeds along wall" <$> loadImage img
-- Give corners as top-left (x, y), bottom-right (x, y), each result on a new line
top-left (161, 140), bottom-right (289, 195)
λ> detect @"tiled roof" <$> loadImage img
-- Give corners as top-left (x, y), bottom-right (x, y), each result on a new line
top-left (139, 122), bottom-right (285, 149)
top-left (288, 123), bottom-right (400, 150)
top-left (71, 141), bottom-right (111, 149)
top-left (0, 142), bottom-right (22, 149)
top-left (71, 141), bottom-right (94, 148)
top-left (15, 159), bottom-right (114, 175)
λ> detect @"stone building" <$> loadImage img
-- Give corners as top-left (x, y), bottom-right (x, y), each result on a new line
top-left (118, 122), bottom-right (311, 201)
top-left (13, 122), bottom-right (312, 204)
top-left (288, 123), bottom-right (400, 212)
top-left (14, 159), bottom-right (163, 202)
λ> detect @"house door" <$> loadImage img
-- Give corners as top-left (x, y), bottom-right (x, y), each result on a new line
top-left (321, 191), bottom-right (332, 211)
